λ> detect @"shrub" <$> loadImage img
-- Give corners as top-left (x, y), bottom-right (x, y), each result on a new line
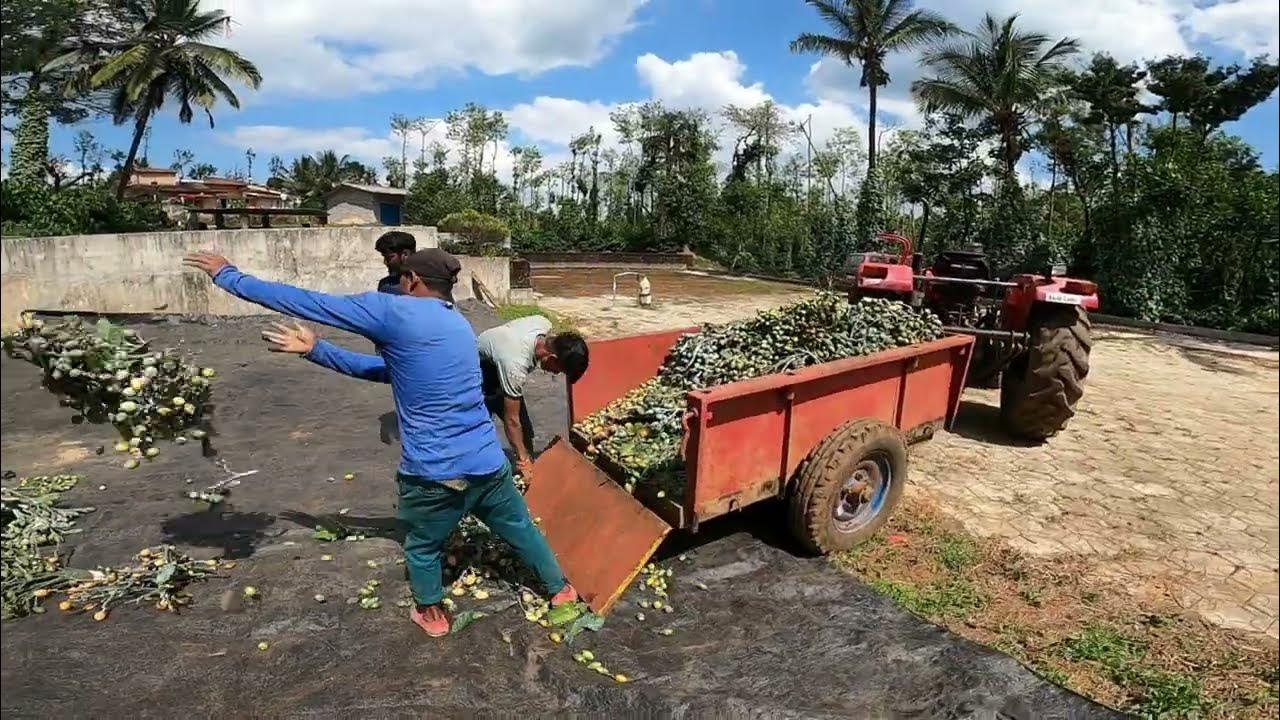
top-left (0, 181), bottom-right (169, 237)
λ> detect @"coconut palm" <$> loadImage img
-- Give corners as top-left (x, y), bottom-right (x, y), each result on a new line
top-left (51, 0), bottom-right (261, 198)
top-left (790, 0), bottom-right (955, 173)
top-left (911, 13), bottom-right (1080, 175)
top-left (274, 150), bottom-right (375, 207)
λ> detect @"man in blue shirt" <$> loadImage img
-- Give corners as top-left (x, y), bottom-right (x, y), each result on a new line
top-left (374, 230), bottom-right (416, 295)
top-left (183, 248), bottom-right (577, 638)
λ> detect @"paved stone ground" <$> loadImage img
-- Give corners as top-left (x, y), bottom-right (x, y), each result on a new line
top-left (913, 328), bottom-right (1280, 638)
top-left (546, 280), bottom-right (1280, 639)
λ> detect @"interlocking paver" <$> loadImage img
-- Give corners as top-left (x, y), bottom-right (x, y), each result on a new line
top-left (913, 329), bottom-right (1279, 637)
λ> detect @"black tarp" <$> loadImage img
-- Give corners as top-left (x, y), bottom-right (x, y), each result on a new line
top-left (1, 309), bottom-right (1116, 719)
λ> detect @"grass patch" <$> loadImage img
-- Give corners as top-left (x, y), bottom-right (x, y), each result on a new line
top-left (1063, 625), bottom-right (1210, 718)
top-left (872, 578), bottom-right (987, 619)
top-left (935, 533), bottom-right (979, 571)
top-left (495, 304), bottom-right (575, 332)
top-left (834, 497), bottom-right (1278, 719)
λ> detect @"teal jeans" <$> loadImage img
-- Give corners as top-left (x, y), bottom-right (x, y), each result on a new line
top-left (396, 462), bottom-right (566, 607)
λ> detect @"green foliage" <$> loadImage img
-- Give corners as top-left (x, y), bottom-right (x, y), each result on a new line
top-left (8, 97), bottom-right (51, 186)
top-left (403, 168), bottom-right (466, 225)
top-left (913, 13), bottom-right (1080, 173)
top-left (269, 150), bottom-right (375, 207)
top-left (1094, 128), bottom-right (1278, 330)
top-left (789, 0), bottom-right (956, 172)
top-left (439, 209), bottom-right (509, 245)
top-left (1147, 54), bottom-right (1280, 135)
top-left (50, 0), bottom-right (262, 197)
top-left (981, 176), bottom-right (1039, 276)
top-left (0, 180), bottom-right (169, 237)
top-left (854, 166), bottom-right (887, 250)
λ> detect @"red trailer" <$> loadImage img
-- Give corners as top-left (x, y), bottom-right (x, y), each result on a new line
top-left (525, 327), bottom-right (974, 614)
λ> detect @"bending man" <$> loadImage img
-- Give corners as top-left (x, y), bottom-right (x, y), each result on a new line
top-left (183, 249), bottom-right (577, 638)
top-left (477, 315), bottom-right (588, 480)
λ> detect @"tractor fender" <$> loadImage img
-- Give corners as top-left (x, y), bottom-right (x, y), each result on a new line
top-left (1002, 275), bottom-right (1100, 331)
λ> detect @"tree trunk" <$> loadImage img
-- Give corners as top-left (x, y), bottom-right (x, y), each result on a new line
top-left (399, 135), bottom-right (407, 188)
top-left (1108, 125), bottom-right (1119, 184)
top-left (1046, 156), bottom-right (1058, 241)
top-left (1170, 112), bottom-right (1178, 131)
top-left (116, 107), bottom-right (153, 200)
top-left (918, 202), bottom-right (931, 259)
top-left (1001, 121), bottom-right (1019, 176)
top-left (867, 84), bottom-right (878, 173)
top-left (10, 73), bottom-right (50, 187)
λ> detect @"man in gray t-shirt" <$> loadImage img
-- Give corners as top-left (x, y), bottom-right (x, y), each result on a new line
top-left (477, 315), bottom-right (589, 480)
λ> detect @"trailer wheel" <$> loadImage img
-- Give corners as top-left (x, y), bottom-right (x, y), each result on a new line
top-left (788, 419), bottom-right (908, 554)
top-left (1000, 305), bottom-right (1091, 440)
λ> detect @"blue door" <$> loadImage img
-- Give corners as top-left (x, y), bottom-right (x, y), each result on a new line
top-left (378, 201), bottom-right (402, 226)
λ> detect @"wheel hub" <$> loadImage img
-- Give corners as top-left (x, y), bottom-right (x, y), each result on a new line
top-left (832, 455), bottom-right (892, 532)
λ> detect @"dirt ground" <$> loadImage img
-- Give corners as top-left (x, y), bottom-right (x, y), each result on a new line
top-left (532, 267), bottom-right (813, 335)
top-left (532, 267), bottom-right (1280, 640)
top-left (0, 307), bottom-right (1110, 719)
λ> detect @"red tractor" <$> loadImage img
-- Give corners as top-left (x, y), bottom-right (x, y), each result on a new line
top-left (847, 233), bottom-right (1099, 440)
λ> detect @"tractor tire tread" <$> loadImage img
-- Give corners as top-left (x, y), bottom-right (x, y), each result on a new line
top-left (788, 418), bottom-right (907, 555)
top-left (1001, 306), bottom-right (1091, 440)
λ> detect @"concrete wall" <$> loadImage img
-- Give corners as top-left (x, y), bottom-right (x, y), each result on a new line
top-left (1, 226), bottom-right (509, 327)
top-left (326, 187), bottom-right (379, 226)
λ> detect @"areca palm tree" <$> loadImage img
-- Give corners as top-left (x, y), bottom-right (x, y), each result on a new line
top-left (51, 0), bottom-right (261, 198)
top-left (790, 0), bottom-right (955, 173)
top-left (911, 13), bottom-right (1079, 175)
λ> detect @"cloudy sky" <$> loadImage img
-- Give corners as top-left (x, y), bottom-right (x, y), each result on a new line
top-left (36, 0), bottom-right (1280, 182)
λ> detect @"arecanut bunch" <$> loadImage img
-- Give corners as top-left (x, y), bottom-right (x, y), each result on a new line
top-left (3, 314), bottom-right (214, 467)
top-left (574, 294), bottom-right (943, 494)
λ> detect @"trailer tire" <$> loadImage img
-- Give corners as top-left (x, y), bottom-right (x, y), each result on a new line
top-left (1000, 305), bottom-right (1091, 440)
top-left (788, 419), bottom-right (908, 555)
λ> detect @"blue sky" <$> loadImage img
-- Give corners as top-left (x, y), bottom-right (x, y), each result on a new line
top-left (26, 0), bottom-right (1280, 181)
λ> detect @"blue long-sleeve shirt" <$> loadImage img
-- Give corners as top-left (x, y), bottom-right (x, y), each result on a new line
top-left (212, 266), bottom-right (506, 482)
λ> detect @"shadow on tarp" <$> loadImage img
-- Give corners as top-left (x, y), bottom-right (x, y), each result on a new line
top-left (160, 508), bottom-right (277, 559)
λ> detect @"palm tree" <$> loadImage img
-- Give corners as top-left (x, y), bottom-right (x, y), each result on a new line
top-left (52, 0), bottom-right (261, 198)
top-left (911, 13), bottom-right (1079, 175)
top-left (790, 0), bottom-right (955, 173)
top-left (277, 150), bottom-right (373, 207)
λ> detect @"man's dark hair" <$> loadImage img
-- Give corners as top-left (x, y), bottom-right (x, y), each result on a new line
top-left (375, 231), bottom-right (416, 254)
top-left (550, 332), bottom-right (589, 383)
top-left (420, 276), bottom-right (455, 299)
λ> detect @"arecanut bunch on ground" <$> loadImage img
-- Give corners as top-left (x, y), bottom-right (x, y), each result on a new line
top-left (574, 294), bottom-right (944, 494)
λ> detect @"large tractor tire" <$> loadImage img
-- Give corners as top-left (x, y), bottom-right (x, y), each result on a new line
top-left (788, 419), bottom-right (908, 554)
top-left (999, 305), bottom-right (1092, 440)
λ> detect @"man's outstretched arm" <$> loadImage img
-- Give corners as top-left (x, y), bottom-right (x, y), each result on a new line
top-left (262, 321), bottom-right (390, 383)
top-left (185, 252), bottom-right (389, 344)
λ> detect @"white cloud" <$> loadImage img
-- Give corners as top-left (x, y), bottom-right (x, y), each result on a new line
top-left (913, 0), bottom-right (1192, 64)
top-left (501, 51), bottom-right (875, 173)
top-left (506, 97), bottom-right (622, 148)
top-left (635, 51), bottom-right (770, 109)
top-left (222, 125), bottom-right (398, 163)
top-left (1184, 0), bottom-right (1280, 56)
top-left (804, 56), bottom-right (924, 129)
top-left (205, 0), bottom-right (648, 98)
top-left (222, 123), bottom-right (518, 184)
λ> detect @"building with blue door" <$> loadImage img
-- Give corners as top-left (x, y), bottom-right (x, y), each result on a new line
top-left (325, 182), bottom-right (408, 226)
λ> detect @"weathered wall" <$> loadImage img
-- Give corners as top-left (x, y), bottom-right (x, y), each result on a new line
top-left (1, 226), bottom-right (509, 327)
top-left (326, 187), bottom-right (379, 226)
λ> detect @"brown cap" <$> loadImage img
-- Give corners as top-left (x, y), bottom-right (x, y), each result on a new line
top-left (402, 248), bottom-right (461, 284)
